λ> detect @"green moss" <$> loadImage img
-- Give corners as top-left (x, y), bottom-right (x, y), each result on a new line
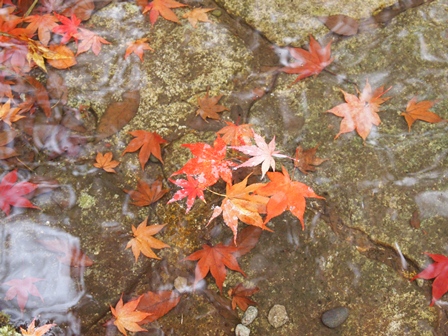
top-left (77, 191), bottom-right (96, 209)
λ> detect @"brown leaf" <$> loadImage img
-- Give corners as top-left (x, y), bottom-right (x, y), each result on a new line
top-left (0, 129), bottom-right (18, 159)
top-left (137, 290), bottom-right (181, 324)
top-left (46, 70), bottom-right (68, 105)
top-left (96, 90), bottom-right (140, 140)
top-left (294, 144), bottom-right (327, 174)
top-left (318, 15), bottom-right (359, 36)
top-left (232, 226), bottom-right (262, 257)
top-left (228, 283), bottom-right (259, 311)
top-left (196, 89), bottom-right (229, 121)
top-left (61, 0), bottom-right (95, 21)
top-left (93, 152), bottom-right (120, 173)
top-left (410, 210), bottom-right (420, 229)
top-left (25, 76), bottom-right (52, 117)
top-left (124, 178), bottom-right (169, 207)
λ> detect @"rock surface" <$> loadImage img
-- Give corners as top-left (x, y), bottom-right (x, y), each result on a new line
top-left (321, 306), bottom-right (349, 328)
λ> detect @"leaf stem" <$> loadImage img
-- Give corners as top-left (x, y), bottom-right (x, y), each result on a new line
top-left (23, 0), bottom-right (39, 17)
top-left (205, 188), bottom-right (226, 197)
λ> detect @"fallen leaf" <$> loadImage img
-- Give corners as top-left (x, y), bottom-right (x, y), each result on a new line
top-left (75, 28), bottom-right (110, 56)
top-left (20, 318), bottom-right (56, 336)
top-left (143, 0), bottom-right (187, 25)
top-left (183, 7), bottom-right (214, 28)
top-left (52, 13), bottom-right (81, 44)
top-left (0, 170), bottom-right (39, 216)
top-left (38, 238), bottom-right (94, 267)
top-left (280, 35), bottom-right (334, 84)
top-left (411, 253), bottom-right (448, 306)
top-left (171, 136), bottom-right (236, 186)
top-left (256, 166), bottom-right (324, 227)
top-left (46, 44), bottom-right (77, 69)
top-left (231, 132), bottom-right (288, 179)
top-left (61, 0), bottom-right (94, 21)
top-left (122, 130), bottom-right (167, 169)
top-left (93, 152), bottom-right (120, 173)
top-left (228, 283), bottom-right (259, 311)
top-left (167, 175), bottom-right (206, 213)
top-left (25, 76), bottom-right (52, 117)
top-left (96, 90), bottom-right (140, 140)
top-left (0, 129), bottom-right (18, 159)
top-left (185, 243), bottom-right (246, 292)
top-left (410, 210), bottom-right (420, 229)
top-left (231, 225), bottom-right (262, 258)
top-left (3, 277), bottom-right (44, 312)
top-left (294, 144), bottom-right (327, 174)
top-left (110, 294), bottom-right (151, 336)
top-left (24, 14), bottom-right (59, 46)
top-left (208, 174), bottom-right (270, 244)
top-left (196, 89), bottom-right (229, 121)
top-left (46, 70), bottom-right (68, 104)
top-left (124, 38), bottom-right (154, 61)
top-left (401, 97), bottom-right (444, 131)
top-left (216, 121), bottom-right (254, 146)
top-left (327, 79), bottom-right (391, 141)
top-left (0, 99), bottom-right (25, 126)
top-left (126, 217), bottom-right (169, 261)
top-left (137, 290), bottom-right (181, 323)
top-left (318, 15), bottom-right (359, 36)
top-left (124, 178), bottom-right (169, 207)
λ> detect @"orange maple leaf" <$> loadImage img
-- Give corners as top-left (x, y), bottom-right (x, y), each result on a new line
top-left (182, 7), bottom-right (214, 28)
top-left (0, 99), bottom-right (25, 126)
top-left (293, 144), bottom-right (327, 174)
top-left (196, 89), bottom-right (229, 121)
top-left (327, 79), bottom-right (391, 141)
top-left (126, 217), bottom-right (169, 261)
top-left (122, 130), bottom-right (168, 170)
top-left (20, 318), bottom-right (56, 336)
top-left (124, 38), bottom-right (154, 61)
top-left (136, 290), bottom-right (181, 323)
top-left (208, 174), bottom-right (270, 244)
top-left (124, 178), bottom-right (169, 207)
top-left (401, 97), bottom-right (445, 131)
top-left (24, 14), bottom-right (59, 46)
top-left (46, 45), bottom-right (77, 69)
top-left (93, 152), bottom-right (120, 173)
top-left (256, 166), bottom-right (324, 227)
top-left (280, 35), bottom-right (333, 84)
top-left (228, 283), bottom-right (259, 311)
top-left (110, 294), bottom-right (151, 336)
top-left (142, 0), bottom-right (187, 26)
top-left (75, 28), bottom-right (110, 56)
top-left (216, 121), bottom-right (254, 146)
top-left (184, 243), bottom-right (245, 292)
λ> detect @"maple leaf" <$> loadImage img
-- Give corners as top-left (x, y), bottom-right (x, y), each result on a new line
top-left (411, 253), bottom-right (448, 306)
top-left (327, 80), bottom-right (391, 141)
top-left (52, 13), bottom-right (81, 44)
top-left (208, 174), bottom-right (270, 244)
top-left (136, 290), bottom-right (181, 323)
top-left (110, 294), bottom-right (152, 336)
top-left (280, 35), bottom-right (334, 84)
top-left (231, 132), bottom-right (287, 179)
top-left (75, 28), bottom-right (110, 56)
top-left (183, 7), bottom-right (214, 28)
top-left (126, 217), bottom-right (169, 261)
top-left (124, 38), bottom-right (154, 61)
top-left (294, 144), bottom-right (327, 174)
top-left (196, 89), bottom-right (229, 121)
top-left (0, 99), bottom-right (25, 126)
top-left (185, 243), bottom-right (246, 292)
top-left (167, 175), bottom-right (206, 213)
top-left (124, 178), bottom-right (169, 207)
top-left (0, 170), bottom-right (39, 216)
top-left (142, 0), bottom-right (187, 26)
top-left (401, 97), bottom-right (445, 131)
top-left (24, 14), bottom-right (59, 46)
top-left (122, 130), bottom-right (168, 170)
top-left (256, 166), bottom-right (324, 227)
top-left (228, 283), bottom-right (259, 311)
top-left (38, 238), bottom-right (94, 267)
top-left (25, 37), bottom-right (71, 72)
top-left (171, 136), bottom-right (236, 186)
top-left (3, 277), bottom-right (44, 312)
top-left (216, 121), bottom-right (254, 146)
top-left (93, 152), bottom-right (120, 173)
top-left (0, 129), bottom-right (18, 159)
top-left (25, 76), bottom-right (52, 117)
top-left (20, 318), bottom-right (56, 336)
top-left (46, 45), bottom-right (77, 69)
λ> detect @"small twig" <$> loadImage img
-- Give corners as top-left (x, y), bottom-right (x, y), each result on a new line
top-left (205, 188), bottom-right (226, 197)
top-left (23, 0), bottom-right (39, 17)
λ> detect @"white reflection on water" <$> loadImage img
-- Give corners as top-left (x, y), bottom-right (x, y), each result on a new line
top-left (0, 220), bottom-right (87, 334)
top-left (415, 189), bottom-right (448, 219)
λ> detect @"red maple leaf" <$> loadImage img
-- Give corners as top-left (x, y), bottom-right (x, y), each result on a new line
top-left (185, 243), bottom-right (245, 292)
top-left (167, 175), bottom-right (206, 213)
top-left (411, 253), bottom-right (448, 306)
top-left (171, 136), bottom-right (236, 186)
top-left (122, 130), bottom-right (168, 170)
top-left (75, 28), bottom-right (110, 56)
top-left (3, 277), bottom-right (44, 312)
top-left (0, 170), bottom-right (39, 216)
top-left (52, 13), bottom-right (81, 44)
top-left (280, 35), bottom-right (333, 84)
top-left (256, 166), bottom-right (324, 227)
top-left (228, 283), bottom-right (259, 311)
top-left (142, 0), bottom-right (187, 26)
top-left (136, 290), bottom-right (181, 323)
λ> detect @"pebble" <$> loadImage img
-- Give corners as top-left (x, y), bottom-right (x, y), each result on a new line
top-left (235, 324), bottom-right (250, 336)
top-left (267, 304), bottom-right (289, 328)
top-left (321, 306), bottom-right (349, 328)
top-left (212, 9), bottom-right (222, 17)
top-left (242, 306), bottom-right (258, 325)
top-left (173, 276), bottom-right (188, 293)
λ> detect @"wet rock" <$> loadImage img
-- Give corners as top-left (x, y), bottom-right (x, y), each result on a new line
top-left (242, 306), bottom-right (258, 325)
top-left (322, 306), bottom-right (349, 328)
top-left (235, 324), bottom-right (250, 336)
top-left (268, 304), bottom-right (288, 328)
